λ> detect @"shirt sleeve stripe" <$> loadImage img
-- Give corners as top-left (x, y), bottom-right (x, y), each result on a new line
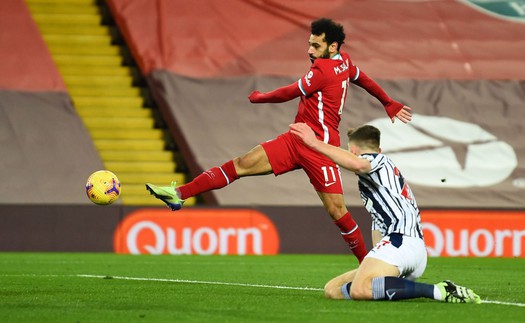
top-left (298, 79), bottom-right (307, 96)
top-left (351, 66), bottom-right (360, 82)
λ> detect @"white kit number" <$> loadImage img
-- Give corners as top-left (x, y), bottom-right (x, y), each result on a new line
top-left (322, 166), bottom-right (337, 187)
top-left (339, 78), bottom-right (349, 115)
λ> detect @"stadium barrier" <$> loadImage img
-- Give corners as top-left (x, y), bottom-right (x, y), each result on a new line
top-left (1, 205), bottom-right (524, 257)
top-left (0, 205), bottom-right (369, 254)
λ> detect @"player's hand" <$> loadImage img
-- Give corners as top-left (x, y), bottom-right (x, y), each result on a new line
top-left (248, 91), bottom-right (263, 103)
top-left (289, 122), bottom-right (318, 148)
top-left (385, 101), bottom-right (412, 124)
top-left (394, 105), bottom-right (412, 123)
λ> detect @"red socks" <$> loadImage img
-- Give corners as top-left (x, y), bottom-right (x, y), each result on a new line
top-left (178, 160), bottom-right (239, 200)
top-left (334, 212), bottom-right (368, 263)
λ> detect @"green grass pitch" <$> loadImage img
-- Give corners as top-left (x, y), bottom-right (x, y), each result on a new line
top-left (0, 253), bottom-right (523, 322)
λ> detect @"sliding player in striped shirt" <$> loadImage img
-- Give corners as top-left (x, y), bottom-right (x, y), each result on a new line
top-left (289, 122), bottom-right (481, 303)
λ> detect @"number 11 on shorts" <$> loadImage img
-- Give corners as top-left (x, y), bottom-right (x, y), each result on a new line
top-left (322, 166), bottom-right (337, 187)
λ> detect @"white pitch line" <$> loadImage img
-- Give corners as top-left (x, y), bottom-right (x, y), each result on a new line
top-left (482, 300), bottom-right (525, 307)
top-left (77, 274), bottom-right (525, 307)
top-left (76, 274), bottom-right (324, 292)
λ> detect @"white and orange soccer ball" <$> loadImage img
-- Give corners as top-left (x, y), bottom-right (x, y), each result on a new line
top-left (85, 170), bottom-right (121, 205)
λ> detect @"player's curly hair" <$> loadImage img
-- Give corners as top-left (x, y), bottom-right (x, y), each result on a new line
top-left (347, 125), bottom-right (380, 150)
top-left (311, 18), bottom-right (345, 50)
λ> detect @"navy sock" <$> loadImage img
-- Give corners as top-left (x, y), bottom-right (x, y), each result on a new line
top-left (372, 276), bottom-right (435, 301)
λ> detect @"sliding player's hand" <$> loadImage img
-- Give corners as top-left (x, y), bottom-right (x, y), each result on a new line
top-left (289, 123), bottom-right (318, 148)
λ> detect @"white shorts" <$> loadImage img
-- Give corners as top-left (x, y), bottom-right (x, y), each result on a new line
top-left (365, 233), bottom-right (427, 281)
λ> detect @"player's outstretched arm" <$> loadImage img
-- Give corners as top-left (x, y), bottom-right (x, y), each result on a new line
top-left (289, 123), bottom-right (371, 174)
top-left (385, 102), bottom-right (412, 123)
top-left (352, 70), bottom-right (412, 124)
top-left (248, 82), bottom-right (302, 104)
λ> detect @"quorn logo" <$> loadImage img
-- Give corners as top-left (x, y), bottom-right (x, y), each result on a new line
top-left (422, 210), bottom-right (525, 257)
top-left (114, 209), bottom-right (280, 255)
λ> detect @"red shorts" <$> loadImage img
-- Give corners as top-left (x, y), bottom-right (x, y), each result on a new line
top-left (261, 131), bottom-right (343, 194)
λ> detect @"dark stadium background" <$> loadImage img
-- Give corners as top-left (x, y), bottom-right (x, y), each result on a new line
top-left (1, 0), bottom-right (524, 257)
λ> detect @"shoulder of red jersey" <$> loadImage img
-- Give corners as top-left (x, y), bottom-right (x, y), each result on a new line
top-left (310, 51), bottom-right (359, 80)
top-left (298, 59), bottom-right (329, 96)
top-left (339, 50), bottom-right (360, 82)
top-left (339, 50), bottom-right (351, 61)
top-left (298, 52), bottom-right (360, 95)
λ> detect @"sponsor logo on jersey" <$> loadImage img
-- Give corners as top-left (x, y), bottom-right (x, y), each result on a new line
top-left (304, 71), bottom-right (313, 87)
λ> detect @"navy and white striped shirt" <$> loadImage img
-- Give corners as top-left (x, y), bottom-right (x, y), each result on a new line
top-left (357, 153), bottom-right (424, 239)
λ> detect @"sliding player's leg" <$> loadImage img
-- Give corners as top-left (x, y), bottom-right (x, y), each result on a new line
top-left (366, 272), bottom-right (480, 303)
top-left (327, 259), bottom-right (481, 303)
top-left (343, 234), bottom-right (479, 303)
top-left (329, 250), bottom-right (442, 302)
top-left (434, 280), bottom-right (481, 303)
top-left (350, 234), bottom-right (429, 301)
top-left (146, 144), bottom-right (273, 210)
top-left (349, 257), bottom-right (401, 300)
top-left (324, 268), bottom-right (358, 299)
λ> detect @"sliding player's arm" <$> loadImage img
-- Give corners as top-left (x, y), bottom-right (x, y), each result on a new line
top-left (289, 123), bottom-right (371, 174)
top-left (351, 67), bottom-right (412, 123)
top-left (371, 230), bottom-right (383, 246)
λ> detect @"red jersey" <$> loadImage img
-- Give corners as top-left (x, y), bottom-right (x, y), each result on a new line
top-left (296, 51), bottom-right (359, 147)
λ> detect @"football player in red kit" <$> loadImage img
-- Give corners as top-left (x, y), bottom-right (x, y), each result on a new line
top-left (146, 18), bottom-right (412, 263)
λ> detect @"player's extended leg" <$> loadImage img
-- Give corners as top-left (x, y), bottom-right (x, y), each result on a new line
top-left (372, 277), bottom-right (481, 303)
top-left (146, 145), bottom-right (272, 210)
top-left (329, 255), bottom-right (481, 303)
top-left (324, 269), bottom-right (358, 299)
top-left (317, 192), bottom-right (367, 262)
top-left (348, 257), bottom-right (400, 300)
top-left (326, 257), bottom-right (433, 301)
top-left (179, 144), bottom-right (273, 198)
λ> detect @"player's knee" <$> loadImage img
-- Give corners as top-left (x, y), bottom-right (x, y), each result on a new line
top-left (326, 204), bottom-right (346, 220)
top-left (323, 282), bottom-right (341, 299)
top-left (350, 283), bottom-right (372, 300)
top-left (234, 148), bottom-right (271, 176)
top-left (323, 198), bottom-right (346, 216)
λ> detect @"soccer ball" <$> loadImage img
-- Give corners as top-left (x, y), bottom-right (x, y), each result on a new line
top-left (85, 170), bottom-right (121, 205)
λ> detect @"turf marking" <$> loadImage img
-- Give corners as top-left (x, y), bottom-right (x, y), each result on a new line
top-left (77, 274), bottom-right (324, 291)
top-left (3, 274), bottom-right (525, 307)
top-left (77, 274), bottom-right (525, 307)
top-left (482, 300), bottom-right (525, 307)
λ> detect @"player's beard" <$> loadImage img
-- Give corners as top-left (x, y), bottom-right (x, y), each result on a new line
top-left (309, 48), bottom-right (331, 63)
